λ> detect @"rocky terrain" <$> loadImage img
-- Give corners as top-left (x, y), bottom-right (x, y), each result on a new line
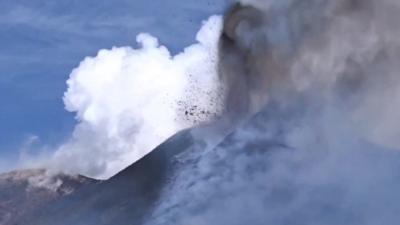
top-left (0, 169), bottom-right (98, 225)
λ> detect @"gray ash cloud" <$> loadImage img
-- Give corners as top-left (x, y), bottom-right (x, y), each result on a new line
top-left (144, 1), bottom-right (400, 224)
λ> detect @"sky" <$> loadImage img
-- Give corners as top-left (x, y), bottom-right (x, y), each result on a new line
top-left (0, 0), bottom-right (228, 171)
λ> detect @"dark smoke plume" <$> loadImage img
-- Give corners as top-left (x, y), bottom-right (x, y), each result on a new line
top-left (218, 3), bottom-right (274, 121)
top-left (218, 0), bottom-right (400, 126)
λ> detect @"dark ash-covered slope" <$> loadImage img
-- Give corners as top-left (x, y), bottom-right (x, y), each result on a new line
top-left (11, 128), bottom-right (196, 225)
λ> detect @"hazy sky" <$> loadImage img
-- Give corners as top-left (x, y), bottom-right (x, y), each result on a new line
top-left (0, 0), bottom-right (228, 167)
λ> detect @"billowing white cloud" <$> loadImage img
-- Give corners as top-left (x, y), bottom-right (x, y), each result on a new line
top-left (22, 16), bottom-right (223, 179)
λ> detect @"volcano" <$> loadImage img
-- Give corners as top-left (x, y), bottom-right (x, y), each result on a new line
top-left (2, 102), bottom-right (400, 225)
top-left (3, 1), bottom-right (400, 224)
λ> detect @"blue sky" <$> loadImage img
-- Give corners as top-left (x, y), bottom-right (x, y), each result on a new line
top-left (0, 0), bottom-right (228, 166)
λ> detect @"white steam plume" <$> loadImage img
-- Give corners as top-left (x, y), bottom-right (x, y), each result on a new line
top-left (22, 16), bottom-right (223, 179)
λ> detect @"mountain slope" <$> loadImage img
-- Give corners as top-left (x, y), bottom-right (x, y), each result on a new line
top-left (16, 128), bottom-right (196, 225)
top-left (3, 103), bottom-right (400, 225)
top-left (0, 169), bottom-right (97, 225)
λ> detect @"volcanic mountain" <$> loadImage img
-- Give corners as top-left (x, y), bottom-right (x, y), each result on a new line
top-left (3, 1), bottom-right (400, 223)
top-left (2, 102), bottom-right (400, 225)
top-left (0, 128), bottom-right (196, 225)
